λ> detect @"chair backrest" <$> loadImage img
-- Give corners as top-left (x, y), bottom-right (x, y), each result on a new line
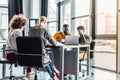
top-left (16, 37), bottom-right (44, 67)
top-left (90, 41), bottom-right (95, 59)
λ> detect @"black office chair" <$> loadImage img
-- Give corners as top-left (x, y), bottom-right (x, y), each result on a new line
top-left (79, 41), bottom-right (95, 77)
top-left (89, 41), bottom-right (95, 75)
top-left (16, 37), bottom-right (44, 80)
top-left (0, 58), bottom-right (17, 80)
top-left (0, 44), bottom-right (18, 80)
top-left (90, 41), bottom-right (95, 59)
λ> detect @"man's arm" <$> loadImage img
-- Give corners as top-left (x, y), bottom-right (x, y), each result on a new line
top-left (83, 35), bottom-right (92, 44)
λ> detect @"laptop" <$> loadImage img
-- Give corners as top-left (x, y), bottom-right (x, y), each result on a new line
top-left (65, 36), bottom-right (79, 45)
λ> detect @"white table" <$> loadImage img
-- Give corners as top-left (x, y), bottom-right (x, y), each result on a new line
top-left (59, 44), bottom-right (90, 80)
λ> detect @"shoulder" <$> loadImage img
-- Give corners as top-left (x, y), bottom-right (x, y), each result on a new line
top-left (9, 29), bottom-right (22, 36)
top-left (68, 32), bottom-right (72, 35)
top-left (84, 34), bottom-right (91, 38)
top-left (29, 26), bottom-right (38, 30)
top-left (13, 29), bottom-right (22, 34)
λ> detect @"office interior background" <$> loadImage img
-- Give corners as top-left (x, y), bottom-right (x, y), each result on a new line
top-left (0, 0), bottom-right (120, 79)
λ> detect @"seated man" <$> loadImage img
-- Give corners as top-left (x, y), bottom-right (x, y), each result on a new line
top-left (77, 25), bottom-right (92, 60)
top-left (53, 24), bottom-right (72, 43)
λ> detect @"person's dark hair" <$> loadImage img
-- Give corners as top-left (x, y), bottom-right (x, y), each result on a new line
top-left (77, 25), bottom-right (85, 31)
top-left (63, 24), bottom-right (69, 28)
top-left (9, 14), bottom-right (27, 29)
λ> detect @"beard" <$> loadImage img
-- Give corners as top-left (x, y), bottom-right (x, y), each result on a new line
top-left (64, 31), bottom-right (68, 35)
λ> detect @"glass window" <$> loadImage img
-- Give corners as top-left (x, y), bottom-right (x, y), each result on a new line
top-left (60, 3), bottom-right (71, 29)
top-left (0, 7), bottom-right (8, 29)
top-left (47, 22), bottom-right (57, 36)
top-left (75, 0), bottom-right (90, 16)
top-left (94, 40), bottom-right (116, 71)
top-left (95, 40), bottom-right (116, 52)
top-left (0, 0), bottom-right (8, 5)
top-left (0, 0), bottom-right (8, 29)
top-left (74, 0), bottom-right (90, 35)
top-left (1, 14), bottom-right (8, 29)
top-left (0, 7), bottom-right (8, 14)
top-left (0, 0), bottom-right (8, 78)
top-left (96, 0), bottom-right (116, 34)
top-left (48, 0), bottom-right (57, 21)
top-left (94, 0), bottom-right (117, 71)
top-left (47, 0), bottom-right (57, 36)
top-left (0, 0), bottom-right (8, 40)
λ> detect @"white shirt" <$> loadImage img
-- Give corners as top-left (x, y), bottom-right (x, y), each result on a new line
top-left (7, 29), bottom-right (22, 50)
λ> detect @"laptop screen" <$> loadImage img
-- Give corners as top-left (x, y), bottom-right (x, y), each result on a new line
top-left (65, 36), bottom-right (79, 45)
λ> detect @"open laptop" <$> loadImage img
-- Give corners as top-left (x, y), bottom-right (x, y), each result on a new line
top-left (65, 36), bottom-right (79, 45)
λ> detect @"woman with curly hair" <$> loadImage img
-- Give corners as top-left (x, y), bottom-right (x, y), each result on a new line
top-left (7, 14), bottom-right (27, 50)
top-left (6, 14), bottom-right (29, 80)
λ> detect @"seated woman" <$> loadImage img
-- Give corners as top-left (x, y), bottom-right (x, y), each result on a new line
top-left (6, 14), bottom-right (27, 60)
top-left (28, 16), bottom-right (60, 80)
top-left (5, 14), bottom-right (30, 80)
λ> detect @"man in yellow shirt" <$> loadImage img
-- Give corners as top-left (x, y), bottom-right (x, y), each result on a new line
top-left (53, 24), bottom-right (72, 43)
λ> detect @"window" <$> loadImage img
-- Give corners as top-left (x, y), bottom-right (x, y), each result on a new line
top-left (94, 0), bottom-right (117, 71)
top-left (47, 22), bottom-right (57, 35)
top-left (48, 0), bottom-right (57, 21)
top-left (0, 0), bottom-right (8, 29)
top-left (0, 0), bottom-right (8, 78)
top-left (60, 2), bottom-right (71, 28)
top-left (47, 0), bottom-right (57, 36)
top-left (75, 0), bottom-right (90, 16)
top-left (96, 0), bottom-right (116, 35)
top-left (74, 0), bottom-right (90, 35)
top-left (0, 0), bottom-right (8, 40)
top-left (94, 40), bottom-right (116, 71)
top-left (0, 0), bottom-right (8, 5)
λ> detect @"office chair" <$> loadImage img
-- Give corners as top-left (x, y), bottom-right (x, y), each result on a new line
top-left (89, 41), bottom-right (95, 75)
top-left (79, 41), bottom-right (95, 76)
top-left (16, 37), bottom-right (44, 80)
top-left (0, 58), bottom-right (17, 80)
top-left (0, 44), bottom-right (17, 80)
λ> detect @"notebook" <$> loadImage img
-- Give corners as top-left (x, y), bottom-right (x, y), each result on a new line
top-left (65, 36), bottom-right (79, 45)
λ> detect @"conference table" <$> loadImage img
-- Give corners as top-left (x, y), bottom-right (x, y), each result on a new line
top-left (48, 44), bottom-right (90, 80)
top-left (0, 42), bottom-right (90, 80)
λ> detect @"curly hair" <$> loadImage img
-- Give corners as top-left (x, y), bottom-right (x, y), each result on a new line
top-left (9, 14), bottom-right (27, 29)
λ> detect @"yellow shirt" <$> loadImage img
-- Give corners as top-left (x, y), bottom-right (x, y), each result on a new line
top-left (53, 32), bottom-right (72, 42)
